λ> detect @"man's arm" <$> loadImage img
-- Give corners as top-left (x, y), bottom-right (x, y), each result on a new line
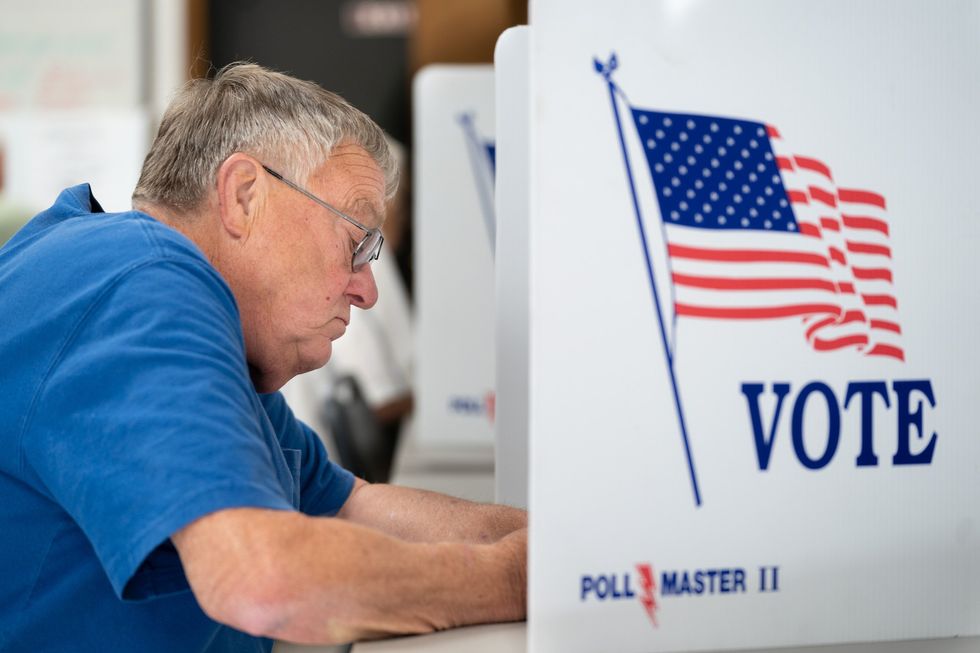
top-left (172, 506), bottom-right (525, 645)
top-left (337, 478), bottom-right (527, 544)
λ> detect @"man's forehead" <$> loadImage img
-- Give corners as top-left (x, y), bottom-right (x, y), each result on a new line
top-left (313, 147), bottom-right (386, 227)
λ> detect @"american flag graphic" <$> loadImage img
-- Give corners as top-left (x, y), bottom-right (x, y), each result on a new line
top-left (484, 142), bottom-right (497, 177)
top-left (458, 112), bottom-right (497, 256)
top-left (631, 108), bottom-right (904, 361)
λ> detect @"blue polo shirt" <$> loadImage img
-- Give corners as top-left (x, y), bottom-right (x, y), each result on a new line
top-left (0, 185), bottom-right (355, 652)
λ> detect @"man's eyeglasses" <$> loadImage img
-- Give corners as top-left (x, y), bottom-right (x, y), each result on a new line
top-left (262, 165), bottom-right (383, 272)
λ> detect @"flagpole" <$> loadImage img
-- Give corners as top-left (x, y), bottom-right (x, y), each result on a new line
top-left (458, 113), bottom-right (497, 257)
top-left (596, 54), bottom-right (702, 507)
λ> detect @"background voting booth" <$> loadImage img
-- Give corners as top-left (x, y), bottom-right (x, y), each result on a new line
top-left (413, 65), bottom-right (498, 453)
top-left (526, 0), bottom-right (980, 652)
top-left (494, 26), bottom-right (531, 509)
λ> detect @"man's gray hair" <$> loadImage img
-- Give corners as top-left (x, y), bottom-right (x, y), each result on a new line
top-left (133, 62), bottom-right (398, 213)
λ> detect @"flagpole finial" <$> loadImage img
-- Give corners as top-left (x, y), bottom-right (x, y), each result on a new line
top-left (593, 52), bottom-right (619, 81)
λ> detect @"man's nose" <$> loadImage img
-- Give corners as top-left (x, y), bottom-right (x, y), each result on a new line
top-left (347, 264), bottom-right (379, 309)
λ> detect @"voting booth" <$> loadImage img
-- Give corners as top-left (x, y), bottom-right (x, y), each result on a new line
top-left (494, 27), bottom-right (531, 508)
top-left (525, 1), bottom-right (980, 652)
top-left (414, 65), bottom-right (497, 449)
top-left (414, 65), bottom-right (496, 448)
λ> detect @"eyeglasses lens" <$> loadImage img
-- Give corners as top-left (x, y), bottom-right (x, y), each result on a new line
top-left (352, 231), bottom-right (384, 270)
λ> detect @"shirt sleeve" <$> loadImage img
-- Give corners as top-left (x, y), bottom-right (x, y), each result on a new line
top-left (260, 392), bottom-right (356, 516)
top-left (21, 257), bottom-right (295, 601)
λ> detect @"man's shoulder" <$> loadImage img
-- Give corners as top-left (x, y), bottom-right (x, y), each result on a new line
top-left (3, 185), bottom-right (223, 300)
top-left (52, 201), bottom-right (204, 269)
top-left (0, 186), bottom-right (238, 372)
top-left (6, 185), bottom-right (200, 264)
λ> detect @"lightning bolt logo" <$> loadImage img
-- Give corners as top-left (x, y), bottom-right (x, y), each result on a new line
top-left (636, 563), bottom-right (658, 626)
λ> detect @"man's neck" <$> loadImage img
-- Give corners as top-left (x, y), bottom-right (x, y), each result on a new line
top-left (136, 201), bottom-right (220, 265)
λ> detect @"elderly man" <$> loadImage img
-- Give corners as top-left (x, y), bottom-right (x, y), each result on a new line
top-left (0, 64), bottom-right (526, 651)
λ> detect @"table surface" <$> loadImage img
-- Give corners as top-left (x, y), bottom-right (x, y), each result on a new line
top-left (274, 623), bottom-right (523, 653)
top-left (353, 623), bottom-right (525, 652)
top-left (277, 622), bottom-right (980, 653)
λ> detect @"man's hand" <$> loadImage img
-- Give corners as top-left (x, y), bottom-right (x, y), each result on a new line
top-left (494, 528), bottom-right (528, 608)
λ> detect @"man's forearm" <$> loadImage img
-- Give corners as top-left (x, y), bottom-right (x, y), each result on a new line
top-left (174, 508), bottom-right (526, 645)
top-left (266, 513), bottom-right (525, 643)
top-left (337, 480), bottom-right (527, 544)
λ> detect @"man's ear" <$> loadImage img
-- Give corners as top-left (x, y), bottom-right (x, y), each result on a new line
top-left (215, 154), bottom-right (263, 239)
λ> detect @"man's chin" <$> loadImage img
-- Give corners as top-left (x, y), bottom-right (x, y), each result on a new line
top-left (299, 342), bottom-right (334, 374)
top-left (330, 322), bottom-right (348, 341)
top-left (248, 339), bottom-right (334, 393)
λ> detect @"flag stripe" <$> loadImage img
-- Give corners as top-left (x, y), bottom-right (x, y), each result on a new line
top-left (839, 188), bottom-right (886, 209)
top-left (805, 311), bottom-right (867, 339)
top-left (868, 343), bottom-right (905, 361)
top-left (805, 316), bottom-right (839, 339)
top-left (861, 294), bottom-right (898, 308)
top-left (787, 189), bottom-right (809, 203)
top-left (870, 319), bottom-right (902, 334)
top-left (852, 267), bottom-right (893, 282)
top-left (673, 272), bottom-right (839, 292)
top-left (809, 186), bottom-right (837, 208)
top-left (813, 334), bottom-right (869, 351)
top-left (799, 223), bottom-right (821, 238)
top-left (667, 244), bottom-right (830, 266)
top-left (842, 214), bottom-right (889, 235)
top-left (846, 241), bottom-right (891, 257)
top-left (676, 303), bottom-right (842, 319)
top-left (794, 156), bottom-right (833, 179)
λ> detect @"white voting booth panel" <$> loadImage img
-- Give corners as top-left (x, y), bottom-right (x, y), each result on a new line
top-left (414, 65), bottom-right (497, 448)
top-left (527, 1), bottom-right (980, 652)
top-left (494, 27), bottom-right (531, 509)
